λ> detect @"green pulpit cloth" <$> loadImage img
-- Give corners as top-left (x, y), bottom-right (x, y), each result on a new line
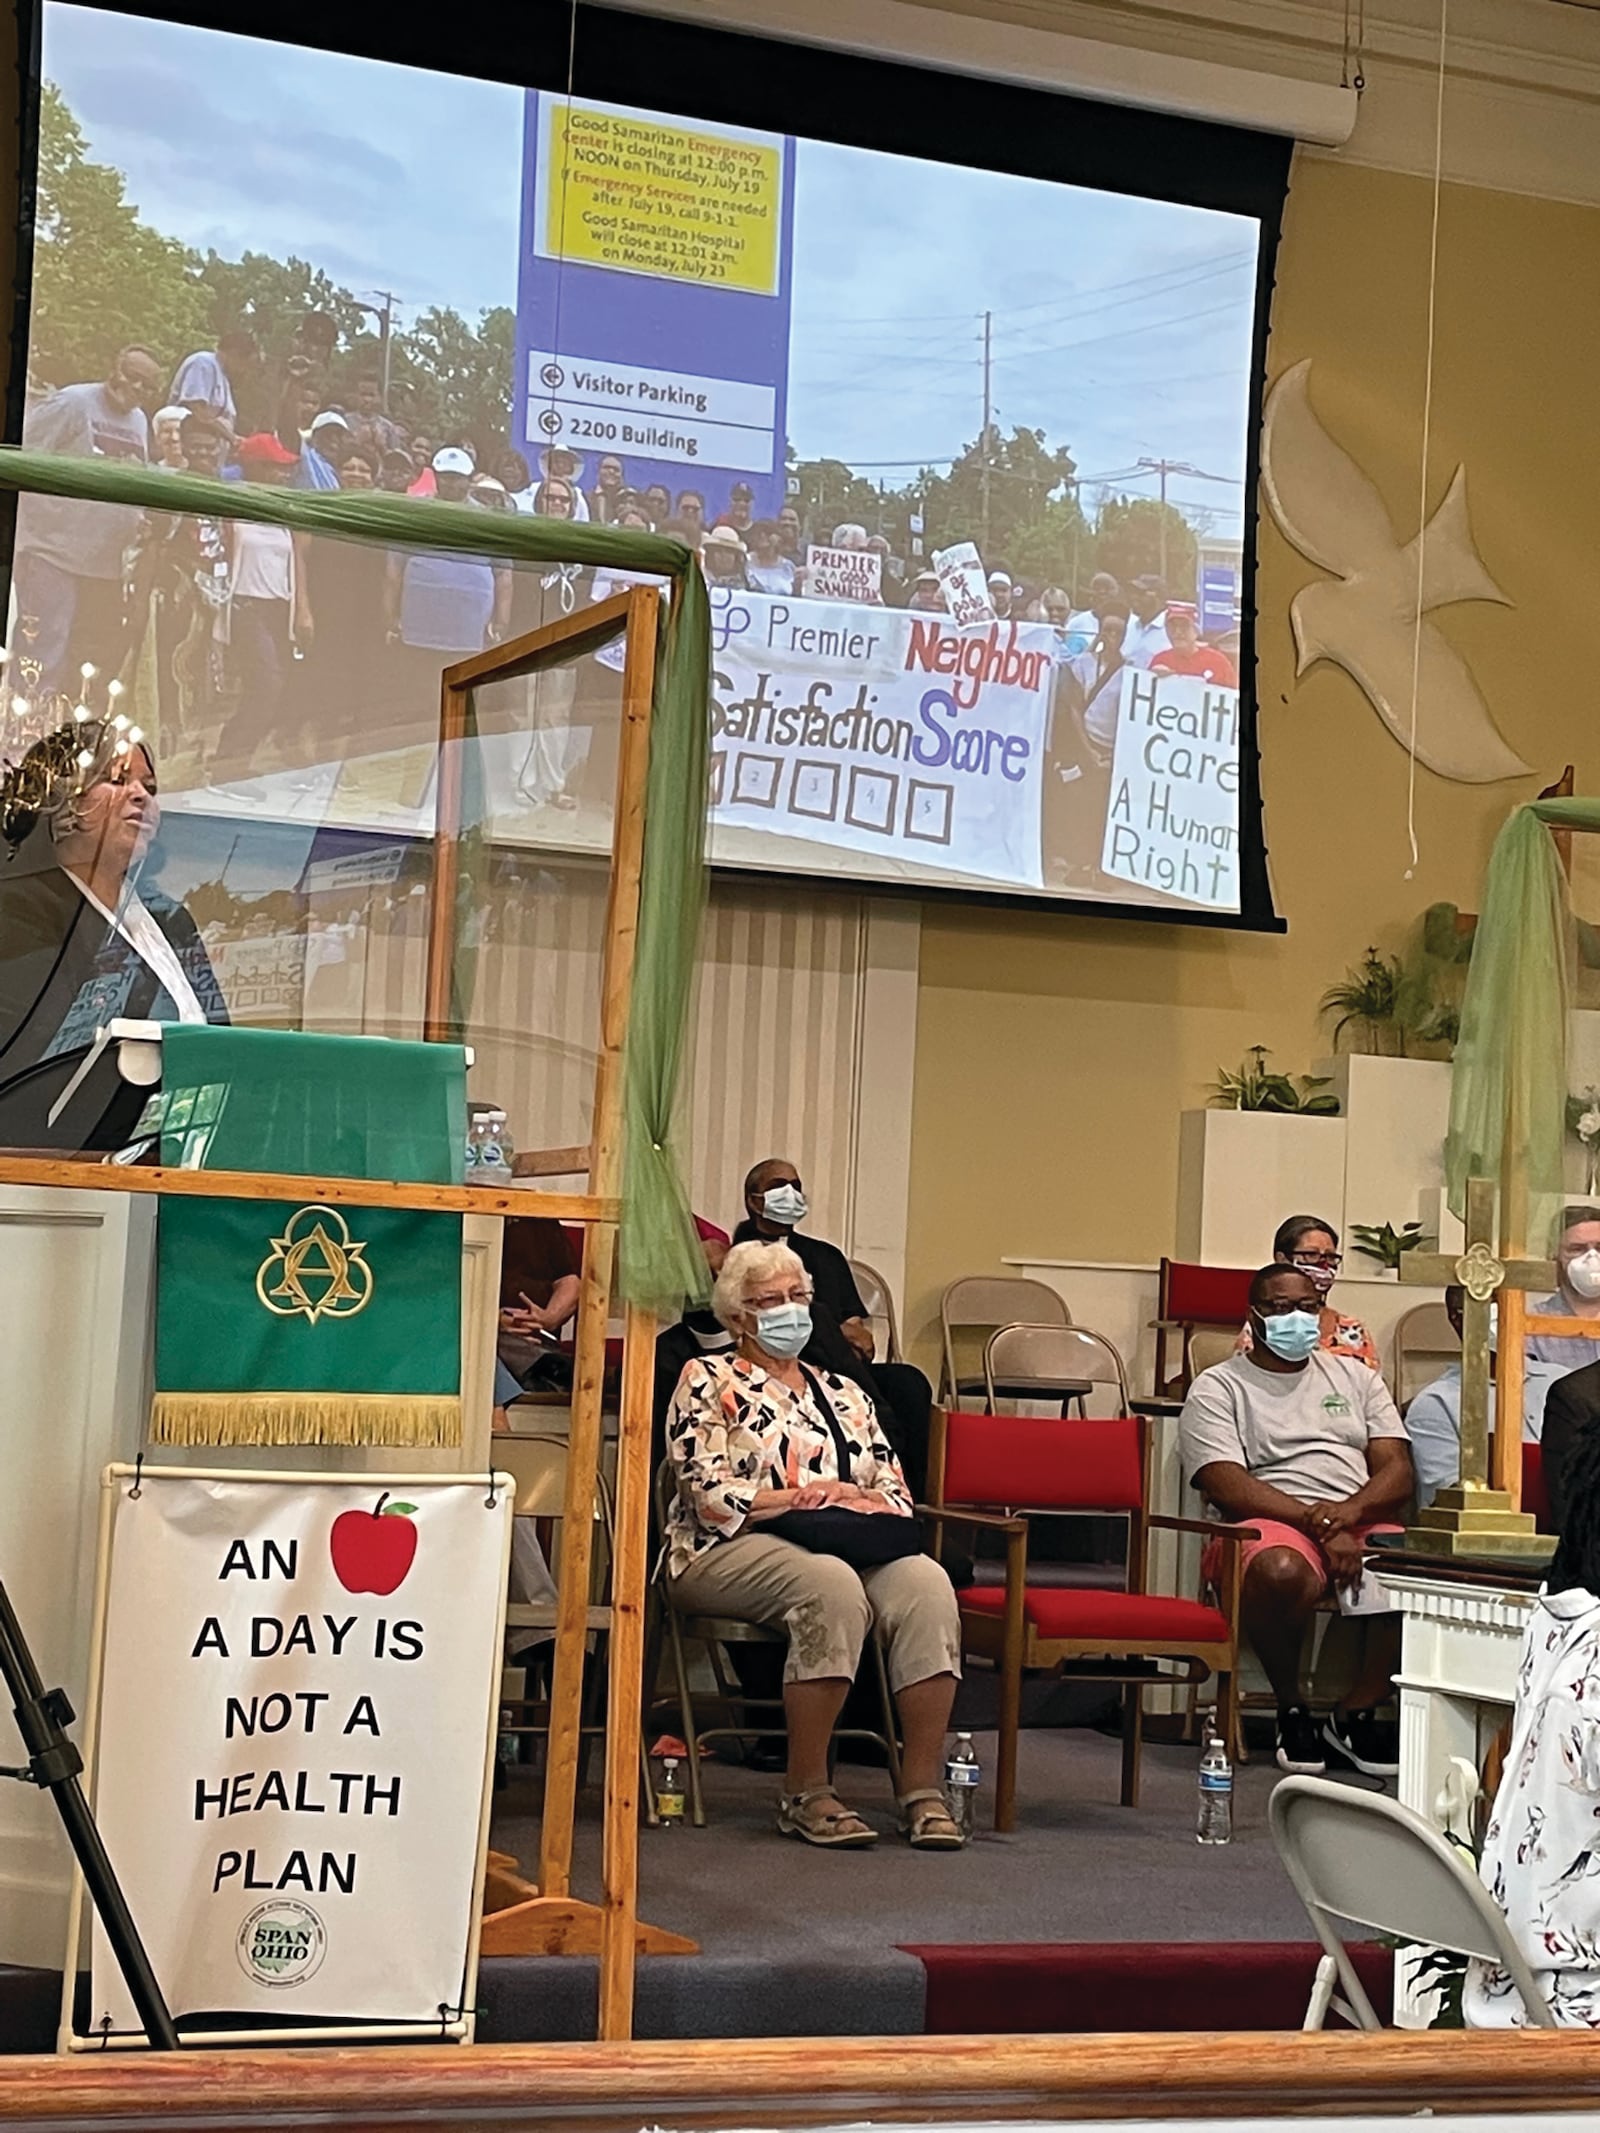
top-left (151, 1025), bottom-right (467, 1448)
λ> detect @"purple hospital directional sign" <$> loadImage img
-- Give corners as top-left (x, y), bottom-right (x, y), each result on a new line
top-left (516, 94), bottom-right (795, 519)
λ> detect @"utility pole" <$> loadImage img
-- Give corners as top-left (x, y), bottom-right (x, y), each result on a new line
top-left (980, 309), bottom-right (992, 563)
top-left (359, 292), bottom-right (399, 410)
top-left (1137, 456), bottom-right (1229, 590)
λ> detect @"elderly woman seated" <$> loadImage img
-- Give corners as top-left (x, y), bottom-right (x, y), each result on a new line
top-left (665, 1238), bottom-right (964, 1850)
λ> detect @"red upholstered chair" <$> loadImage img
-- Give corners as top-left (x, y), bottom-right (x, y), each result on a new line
top-left (1491, 1437), bottom-right (1553, 1531)
top-left (1153, 1259), bottom-right (1255, 1397)
top-left (1524, 1442), bottom-right (1553, 1531)
top-left (925, 1407), bottom-right (1248, 1831)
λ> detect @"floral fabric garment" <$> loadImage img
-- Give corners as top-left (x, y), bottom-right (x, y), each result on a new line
top-left (664, 1351), bottom-right (912, 1578)
top-left (1467, 1586), bottom-right (1600, 2026)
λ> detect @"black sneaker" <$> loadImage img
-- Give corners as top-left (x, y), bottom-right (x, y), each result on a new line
top-left (1275, 1703), bottom-right (1327, 1774)
top-left (1323, 1706), bottom-right (1399, 1777)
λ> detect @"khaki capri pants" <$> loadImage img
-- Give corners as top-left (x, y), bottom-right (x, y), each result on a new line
top-left (668, 1532), bottom-right (962, 1691)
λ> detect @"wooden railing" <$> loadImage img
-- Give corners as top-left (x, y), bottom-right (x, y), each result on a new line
top-left (2, 2031), bottom-right (1597, 2126)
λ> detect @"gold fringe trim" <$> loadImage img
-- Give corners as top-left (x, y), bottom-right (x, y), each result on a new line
top-left (150, 1392), bottom-right (462, 1448)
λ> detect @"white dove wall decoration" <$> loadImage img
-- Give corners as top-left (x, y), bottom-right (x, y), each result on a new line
top-left (1261, 358), bottom-right (1530, 783)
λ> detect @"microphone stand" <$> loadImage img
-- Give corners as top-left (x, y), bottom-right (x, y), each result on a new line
top-left (0, 1579), bottom-right (178, 2048)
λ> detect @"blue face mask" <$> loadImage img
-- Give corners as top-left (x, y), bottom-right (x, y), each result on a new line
top-left (762, 1184), bottom-right (808, 1227)
top-left (1260, 1308), bottom-right (1322, 1363)
top-left (754, 1302), bottom-right (812, 1360)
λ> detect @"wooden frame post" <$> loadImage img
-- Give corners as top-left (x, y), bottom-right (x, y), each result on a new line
top-left (418, 586), bottom-right (692, 2027)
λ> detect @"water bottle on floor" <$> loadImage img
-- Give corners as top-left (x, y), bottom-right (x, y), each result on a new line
top-left (1196, 1724), bottom-right (1233, 1845)
top-left (944, 1732), bottom-right (980, 1842)
top-left (656, 1755), bottom-right (685, 1828)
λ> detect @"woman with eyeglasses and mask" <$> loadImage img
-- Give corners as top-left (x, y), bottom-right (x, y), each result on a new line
top-left (1236, 1214), bottom-right (1380, 1371)
top-left (663, 1238), bottom-right (963, 1851)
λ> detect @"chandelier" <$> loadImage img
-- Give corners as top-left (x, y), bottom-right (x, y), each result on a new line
top-left (0, 642), bottom-right (144, 856)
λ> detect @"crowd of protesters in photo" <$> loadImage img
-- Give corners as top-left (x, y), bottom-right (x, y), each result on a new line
top-left (10, 325), bottom-right (1238, 788)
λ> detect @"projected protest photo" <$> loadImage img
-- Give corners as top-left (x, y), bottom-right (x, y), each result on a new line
top-left (13, 3), bottom-right (1259, 918)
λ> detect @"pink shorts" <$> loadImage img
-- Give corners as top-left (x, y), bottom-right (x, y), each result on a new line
top-left (1202, 1519), bottom-right (1404, 1593)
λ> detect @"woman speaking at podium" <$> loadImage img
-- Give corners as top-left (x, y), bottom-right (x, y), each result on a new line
top-left (0, 719), bottom-right (227, 1150)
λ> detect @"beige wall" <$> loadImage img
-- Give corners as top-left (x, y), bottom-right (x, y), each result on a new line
top-left (905, 154), bottom-right (1600, 1360)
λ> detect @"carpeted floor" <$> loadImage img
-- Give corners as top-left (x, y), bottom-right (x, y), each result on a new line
top-left (0, 1732), bottom-right (1390, 2049)
top-left (490, 1725), bottom-right (1367, 1955)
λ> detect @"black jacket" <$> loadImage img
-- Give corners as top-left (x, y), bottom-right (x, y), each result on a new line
top-left (1541, 1360), bottom-right (1600, 1532)
top-left (0, 861), bottom-right (228, 1147)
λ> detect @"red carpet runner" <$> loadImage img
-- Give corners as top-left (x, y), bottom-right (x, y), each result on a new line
top-left (904, 1941), bottom-right (1394, 2033)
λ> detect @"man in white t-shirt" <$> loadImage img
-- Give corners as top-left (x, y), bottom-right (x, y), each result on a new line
top-left (1180, 1262), bottom-right (1414, 1779)
top-left (1121, 576), bottom-right (1172, 669)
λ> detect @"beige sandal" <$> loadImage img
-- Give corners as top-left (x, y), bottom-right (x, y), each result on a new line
top-left (898, 1788), bottom-right (965, 1849)
top-left (777, 1786), bottom-right (878, 1847)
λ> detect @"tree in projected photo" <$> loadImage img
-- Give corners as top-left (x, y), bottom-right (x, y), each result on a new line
top-left (28, 80), bottom-right (1206, 612)
top-left (30, 84), bottom-right (515, 451)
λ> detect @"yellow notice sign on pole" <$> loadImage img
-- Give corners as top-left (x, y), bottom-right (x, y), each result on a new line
top-left (543, 106), bottom-right (780, 295)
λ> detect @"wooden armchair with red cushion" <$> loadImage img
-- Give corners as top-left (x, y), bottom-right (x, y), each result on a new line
top-left (1153, 1258), bottom-right (1255, 1397)
top-left (923, 1407), bottom-right (1250, 1831)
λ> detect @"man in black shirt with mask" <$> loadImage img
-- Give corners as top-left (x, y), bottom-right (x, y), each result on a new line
top-left (730, 1155), bottom-right (934, 1500)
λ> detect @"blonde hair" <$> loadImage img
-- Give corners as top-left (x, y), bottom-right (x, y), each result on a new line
top-left (712, 1239), bottom-right (811, 1331)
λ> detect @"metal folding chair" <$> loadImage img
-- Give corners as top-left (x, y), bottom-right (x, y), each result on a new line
top-left (1269, 1774), bottom-right (1555, 2029)
top-left (849, 1256), bottom-right (903, 1364)
top-left (941, 1275), bottom-right (1070, 1408)
top-left (983, 1321), bottom-right (1129, 1415)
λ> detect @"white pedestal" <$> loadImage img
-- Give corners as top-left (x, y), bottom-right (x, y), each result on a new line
top-left (0, 1184), bottom-right (499, 1966)
top-left (1318, 1055), bottom-right (1453, 1237)
top-left (1176, 1110), bottom-right (1347, 1265)
top-left (1378, 1569), bottom-right (1532, 2027)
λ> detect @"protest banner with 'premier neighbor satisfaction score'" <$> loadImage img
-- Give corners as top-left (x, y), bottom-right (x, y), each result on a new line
top-left (77, 1471), bottom-right (510, 2044)
top-left (708, 590), bottom-right (1052, 889)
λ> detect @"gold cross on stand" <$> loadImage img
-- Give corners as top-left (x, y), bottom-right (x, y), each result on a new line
top-left (1400, 1176), bottom-right (1557, 1559)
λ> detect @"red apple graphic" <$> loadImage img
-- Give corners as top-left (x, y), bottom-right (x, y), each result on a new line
top-left (330, 1493), bottom-right (418, 1596)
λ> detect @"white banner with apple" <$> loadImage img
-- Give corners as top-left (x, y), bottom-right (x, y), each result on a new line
top-left (75, 1468), bottom-right (511, 2045)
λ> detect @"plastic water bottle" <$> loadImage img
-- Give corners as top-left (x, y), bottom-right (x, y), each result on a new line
top-left (467, 1106), bottom-right (514, 1185)
top-left (944, 1732), bottom-right (980, 1842)
top-left (1196, 1725), bottom-right (1233, 1845)
top-left (656, 1756), bottom-right (685, 1828)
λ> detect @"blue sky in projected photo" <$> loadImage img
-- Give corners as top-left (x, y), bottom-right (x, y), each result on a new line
top-left (44, 4), bottom-right (1257, 522)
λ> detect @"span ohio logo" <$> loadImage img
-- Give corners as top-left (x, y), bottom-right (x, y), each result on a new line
top-left (236, 1899), bottom-right (328, 1988)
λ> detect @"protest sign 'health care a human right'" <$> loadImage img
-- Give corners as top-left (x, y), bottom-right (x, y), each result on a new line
top-left (1100, 668), bottom-right (1240, 910)
top-left (84, 1473), bottom-right (510, 2037)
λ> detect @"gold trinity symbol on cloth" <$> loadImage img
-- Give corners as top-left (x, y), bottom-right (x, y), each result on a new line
top-left (256, 1206), bottom-right (374, 1324)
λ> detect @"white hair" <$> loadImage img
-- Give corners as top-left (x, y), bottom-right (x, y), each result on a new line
top-left (831, 523), bottom-right (868, 548)
top-left (712, 1239), bottom-right (811, 1330)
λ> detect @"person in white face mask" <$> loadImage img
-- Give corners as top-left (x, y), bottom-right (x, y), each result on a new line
top-left (1236, 1215), bottom-right (1380, 1370)
top-left (1528, 1205), bottom-right (1600, 1370)
top-left (1405, 1284), bottom-right (1566, 1509)
top-left (734, 1156), bottom-right (936, 1500)
top-left (663, 1240), bottom-right (963, 1849)
top-left (1182, 1264), bottom-right (1413, 1781)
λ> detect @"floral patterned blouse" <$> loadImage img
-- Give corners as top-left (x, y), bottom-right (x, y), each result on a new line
top-left (1467, 1586), bottom-right (1600, 2027)
top-left (664, 1351), bottom-right (913, 1578)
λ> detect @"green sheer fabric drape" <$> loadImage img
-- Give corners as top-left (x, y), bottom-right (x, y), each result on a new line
top-left (1445, 796), bottom-right (1600, 1226)
top-left (0, 446), bottom-right (710, 1315)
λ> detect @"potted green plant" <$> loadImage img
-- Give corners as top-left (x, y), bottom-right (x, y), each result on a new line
top-left (1208, 1046), bottom-right (1339, 1116)
top-left (1321, 911), bottom-right (1475, 1060)
top-left (1350, 1220), bottom-right (1432, 1277)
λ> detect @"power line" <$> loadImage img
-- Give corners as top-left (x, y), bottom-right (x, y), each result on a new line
top-left (794, 247), bottom-right (1255, 348)
top-left (991, 298), bottom-right (1247, 367)
top-left (988, 255), bottom-right (1253, 348)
